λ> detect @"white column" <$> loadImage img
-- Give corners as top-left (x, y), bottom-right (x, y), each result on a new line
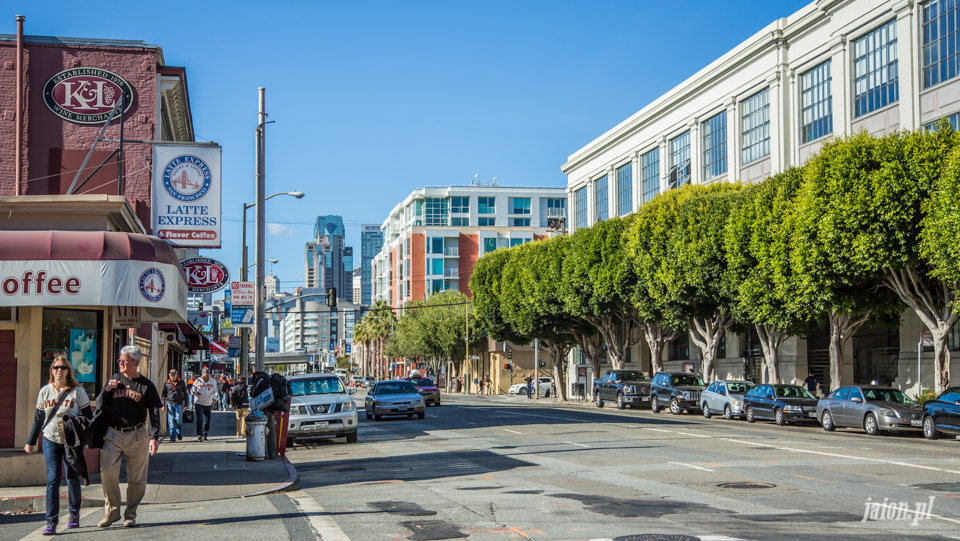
top-left (688, 118), bottom-right (700, 185)
top-left (830, 34), bottom-right (850, 136)
top-left (608, 165), bottom-right (617, 219)
top-left (895, 0), bottom-right (919, 130)
top-left (726, 96), bottom-right (739, 182)
top-left (586, 178), bottom-right (595, 226)
top-left (659, 136), bottom-right (669, 194)
top-left (632, 150), bottom-right (642, 210)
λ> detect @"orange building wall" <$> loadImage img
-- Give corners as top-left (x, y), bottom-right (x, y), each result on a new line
top-left (411, 233), bottom-right (425, 301)
top-left (458, 234), bottom-right (478, 298)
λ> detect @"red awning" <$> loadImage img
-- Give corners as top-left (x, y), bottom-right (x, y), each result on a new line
top-left (0, 230), bottom-right (180, 265)
top-left (158, 322), bottom-right (210, 353)
top-left (209, 341), bottom-right (228, 354)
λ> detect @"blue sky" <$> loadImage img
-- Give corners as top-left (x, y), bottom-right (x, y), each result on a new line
top-left (16, 0), bottom-right (809, 292)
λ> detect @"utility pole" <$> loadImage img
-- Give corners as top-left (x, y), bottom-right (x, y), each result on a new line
top-left (240, 203), bottom-right (249, 377)
top-left (254, 87), bottom-right (266, 372)
top-left (465, 301), bottom-right (470, 394)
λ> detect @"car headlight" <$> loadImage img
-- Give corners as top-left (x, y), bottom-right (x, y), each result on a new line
top-left (879, 408), bottom-right (897, 417)
top-left (681, 391), bottom-right (690, 398)
top-left (342, 401), bottom-right (355, 412)
top-left (783, 405), bottom-right (802, 412)
top-left (373, 400), bottom-right (383, 407)
top-left (624, 385), bottom-right (635, 394)
top-left (731, 400), bottom-right (740, 406)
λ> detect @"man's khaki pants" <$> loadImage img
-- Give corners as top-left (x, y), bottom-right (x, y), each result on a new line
top-left (235, 407), bottom-right (249, 437)
top-left (100, 426), bottom-right (150, 522)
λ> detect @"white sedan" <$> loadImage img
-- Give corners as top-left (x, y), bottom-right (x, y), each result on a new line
top-left (508, 377), bottom-right (552, 397)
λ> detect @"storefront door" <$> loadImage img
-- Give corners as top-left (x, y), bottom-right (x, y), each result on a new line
top-left (0, 330), bottom-right (16, 447)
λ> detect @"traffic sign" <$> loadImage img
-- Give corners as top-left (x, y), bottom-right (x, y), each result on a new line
top-left (230, 281), bottom-right (255, 305)
top-left (345, 343), bottom-right (351, 354)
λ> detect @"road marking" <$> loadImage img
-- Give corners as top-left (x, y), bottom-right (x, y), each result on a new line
top-left (668, 461), bottom-right (715, 472)
top-left (19, 508), bottom-right (99, 540)
top-left (463, 421), bottom-right (477, 425)
top-left (645, 428), bottom-right (674, 433)
top-left (566, 441), bottom-right (591, 448)
top-left (494, 409), bottom-right (591, 423)
top-left (289, 491), bottom-right (350, 541)
top-left (504, 429), bottom-right (523, 435)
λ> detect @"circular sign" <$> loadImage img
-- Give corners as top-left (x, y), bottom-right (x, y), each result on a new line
top-left (162, 155), bottom-right (212, 202)
top-left (180, 257), bottom-right (230, 294)
top-left (139, 268), bottom-right (166, 303)
top-left (42, 68), bottom-right (134, 124)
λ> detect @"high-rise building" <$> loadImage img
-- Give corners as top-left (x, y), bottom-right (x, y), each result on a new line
top-left (304, 215), bottom-right (353, 302)
top-left (360, 224), bottom-right (383, 306)
top-left (372, 185), bottom-right (567, 307)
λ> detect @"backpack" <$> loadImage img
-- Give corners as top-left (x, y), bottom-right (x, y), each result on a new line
top-left (268, 373), bottom-right (291, 412)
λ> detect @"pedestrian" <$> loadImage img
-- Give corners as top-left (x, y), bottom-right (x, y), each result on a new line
top-left (231, 377), bottom-right (249, 438)
top-left (24, 354), bottom-right (92, 535)
top-left (219, 376), bottom-right (231, 411)
top-left (160, 368), bottom-right (187, 443)
top-left (186, 374), bottom-right (195, 410)
top-left (484, 375), bottom-right (492, 395)
top-left (191, 367), bottom-right (217, 441)
top-left (803, 370), bottom-right (821, 396)
top-left (478, 377), bottom-right (484, 395)
top-left (97, 345), bottom-right (161, 528)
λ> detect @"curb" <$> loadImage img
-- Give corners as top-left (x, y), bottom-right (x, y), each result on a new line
top-left (0, 493), bottom-right (103, 514)
top-left (244, 455), bottom-right (300, 497)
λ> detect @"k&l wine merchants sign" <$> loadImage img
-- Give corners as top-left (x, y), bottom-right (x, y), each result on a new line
top-left (152, 144), bottom-right (222, 248)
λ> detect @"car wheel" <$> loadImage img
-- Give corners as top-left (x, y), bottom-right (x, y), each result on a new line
top-left (724, 405), bottom-right (733, 420)
top-left (746, 406), bottom-right (756, 423)
top-left (346, 431), bottom-right (358, 443)
top-left (864, 413), bottom-right (880, 436)
top-left (821, 410), bottom-right (836, 431)
top-left (774, 408), bottom-right (786, 426)
top-left (595, 391), bottom-right (604, 408)
top-left (651, 395), bottom-right (661, 413)
top-left (365, 410), bottom-right (372, 420)
top-left (702, 403), bottom-right (711, 419)
top-left (373, 414), bottom-right (381, 421)
top-left (923, 416), bottom-right (939, 440)
top-left (436, 400), bottom-right (441, 407)
top-left (670, 398), bottom-right (682, 415)
top-left (408, 413), bottom-right (415, 418)
top-left (417, 412), bottom-right (425, 419)
top-left (617, 393), bottom-right (626, 410)
top-left (520, 388), bottom-right (528, 397)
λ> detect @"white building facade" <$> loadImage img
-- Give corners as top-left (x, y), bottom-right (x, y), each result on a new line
top-left (562, 0), bottom-right (960, 395)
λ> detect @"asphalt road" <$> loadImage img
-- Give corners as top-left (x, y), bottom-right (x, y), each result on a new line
top-left (6, 393), bottom-right (960, 540)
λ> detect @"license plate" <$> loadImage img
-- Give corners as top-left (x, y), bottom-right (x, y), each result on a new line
top-left (640, 397), bottom-right (649, 402)
top-left (911, 419), bottom-right (922, 427)
top-left (807, 412), bottom-right (817, 418)
top-left (398, 407), bottom-right (408, 412)
top-left (305, 421), bottom-right (328, 431)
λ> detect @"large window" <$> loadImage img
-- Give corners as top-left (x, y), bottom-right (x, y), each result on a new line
top-left (670, 333), bottom-right (689, 361)
top-left (575, 186), bottom-right (588, 229)
top-left (800, 60), bottom-right (833, 143)
top-left (594, 175), bottom-right (609, 221)
top-left (741, 89), bottom-right (770, 164)
top-left (477, 197), bottom-right (496, 214)
top-left (429, 237), bottom-right (443, 254)
top-left (509, 197), bottom-right (531, 215)
top-left (616, 162), bottom-right (633, 216)
top-left (510, 218), bottom-right (531, 227)
top-left (42, 308), bottom-right (103, 398)
top-left (423, 197), bottom-right (448, 226)
top-left (642, 148), bottom-right (660, 203)
top-left (669, 132), bottom-right (691, 189)
top-left (546, 198), bottom-right (566, 215)
top-left (924, 112), bottom-right (960, 131)
top-left (451, 217), bottom-right (469, 226)
top-left (450, 196), bottom-right (469, 214)
top-left (854, 20), bottom-right (899, 117)
top-left (701, 111), bottom-right (727, 180)
top-left (430, 258), bottom-right (444, 275)
top-left (478, 217), bottom-right (495, 226)
top-left (923, 0), bottom-right (960, 88)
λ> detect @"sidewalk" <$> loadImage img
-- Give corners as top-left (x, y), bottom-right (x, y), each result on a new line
top-left (0, 410), bottom-right (297, 514)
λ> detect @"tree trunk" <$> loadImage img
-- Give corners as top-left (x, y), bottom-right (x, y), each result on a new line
top-left (571, 329), bottom-right (603, 398)
top-left (688, 313), bottom-right (730, 383)
top-left (585, 310), bottom-right (638, 370)
top-left (542, 340), bottom-right (569, 401)
top-left (755, 323), bottom-right (788, 384)
top-left (641, 322), bottom-right (679, 374)
top-left (827, 311), bottom-right (871, 392)
top-left (884, 264), bottom-right (957, 393)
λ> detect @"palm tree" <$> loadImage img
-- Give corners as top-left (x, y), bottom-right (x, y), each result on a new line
top-left (358, 301), bottom-right (396, 378)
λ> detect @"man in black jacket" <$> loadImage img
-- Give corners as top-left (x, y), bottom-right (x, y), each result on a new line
top-left (160, 369), bottom-right (187, 443)
top-left (230, 377), bottom-right (249, 438)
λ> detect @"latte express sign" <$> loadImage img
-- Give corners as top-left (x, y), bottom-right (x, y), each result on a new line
top-left (43, 68), bottom-right (134, 124)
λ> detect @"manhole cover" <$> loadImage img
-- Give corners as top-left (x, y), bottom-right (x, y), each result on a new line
top-left (717, 482), bottom-right (776, 489)
top-left (613, 533), bottom-right (700, 541)
top-left (914, 482), bottom-right (960, 492)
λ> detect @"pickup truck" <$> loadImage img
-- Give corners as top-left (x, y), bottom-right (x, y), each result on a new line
top-left (594, 370), bottom-right (652, 409)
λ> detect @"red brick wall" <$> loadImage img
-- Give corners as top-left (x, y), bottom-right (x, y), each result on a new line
top-left (458, 234), bottom-right (478, 298)
top-left (0, 40), bottom-right (158, 229)
top-left (411, 234), bottom-right (425, 301)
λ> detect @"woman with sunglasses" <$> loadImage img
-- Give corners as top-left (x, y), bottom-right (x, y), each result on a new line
top-left (24, 354), bottom-right (92, 535)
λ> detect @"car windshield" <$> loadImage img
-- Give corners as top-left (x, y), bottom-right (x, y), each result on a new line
top-left (619, 371), bottom-right (650, 381)
top-left (775, 386), bottom-right (815, 399)
top-left (376, 382), bottom-right (418, 395)
top-left (863, 388), bottom-right (914, 404)
top-left (671, 375), bottom-right (704, 386)
top-left (727, 382), bottom-right (753, 394)
top-left (291, 378), bottom-right (345, 396)
top-left (407, 378), bottom-right (434, 387)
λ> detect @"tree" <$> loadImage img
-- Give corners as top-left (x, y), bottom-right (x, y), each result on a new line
top-left (920, 145), bottom-right (960, 285)
top-left (562, 217), bottom-right (641, 370)
top-left (726, 168), bottom-right (812, 384)
top-left (802, 129), bottom-right (960, 392)
top-left (356, 300), bottom-right (396, 378)
top-left (389, 291), bottom-right (479, 383)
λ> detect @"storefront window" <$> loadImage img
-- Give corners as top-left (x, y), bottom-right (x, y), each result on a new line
top-left (42, 308), bottom-right (103, 398)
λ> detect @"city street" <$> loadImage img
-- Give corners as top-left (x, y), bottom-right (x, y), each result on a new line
top-left (7, 393), bottom-right (960, 540)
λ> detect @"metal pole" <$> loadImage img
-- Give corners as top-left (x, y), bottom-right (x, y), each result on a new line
top-left (255, 87), bottom-right (266, 372)
top-left (241, 202), bottom-right (249, 377)
top-left (465, 302), bottom-right (469, 394)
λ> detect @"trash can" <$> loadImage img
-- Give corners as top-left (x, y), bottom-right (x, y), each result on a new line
top-left (245, 410), bottom-right (267, 461)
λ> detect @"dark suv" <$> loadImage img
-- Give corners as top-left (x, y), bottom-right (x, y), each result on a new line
top-left (650, 371), bottom-right (706, 415)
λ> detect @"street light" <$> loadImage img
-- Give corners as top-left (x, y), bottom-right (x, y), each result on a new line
top-left (245, 258), bottom-right (278, 270)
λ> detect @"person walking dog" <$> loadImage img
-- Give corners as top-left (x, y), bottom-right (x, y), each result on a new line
top-left (24, 354), bottom-right (92, 535)
top-left (161, 369), bottom-right (187, 443)
top-left (97, 345), bottom-right (161, 529)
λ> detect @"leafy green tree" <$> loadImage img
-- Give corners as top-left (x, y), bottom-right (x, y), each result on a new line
top-left (470, 248), bottom-right (525, 344)
top-left (389, 291), bottom-right (479, 382)
top-left (726, 168), bottom-right (812, 384)
top-left (356, 300), bottom-right (396, 378)
top-left (920, 144), bottom-right (960, 285)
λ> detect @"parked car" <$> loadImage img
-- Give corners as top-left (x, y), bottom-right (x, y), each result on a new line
top-left (361, 376), bottom-right (376, 389)
top-left (404, 376), bottom-right (441, 406)
top-left (364, 380), bottom-right (426, 420)
top-left (349, 375), bottom-right (363, 387)
top-left (593, 370), bottom-right (652, 409)
top-left (701, 380), bottom-right (754, 420)
top-left (287, 373), bottom-right (358, 445)
top-left (744, 384), bottom-right (819, 425)
top-left (508, 377), bottom-right (552, 397)
top-left (650, 372), bottom-right (705, 415)
top-left (921, 386), bottom-right (960, 440)
top-left (817, 385), bottom-right (922, 435)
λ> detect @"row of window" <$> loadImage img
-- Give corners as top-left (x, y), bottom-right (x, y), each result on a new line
top-left (411, 196), bottom-right (565, 226)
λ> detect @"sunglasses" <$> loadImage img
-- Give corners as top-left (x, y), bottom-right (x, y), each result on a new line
top-left (51, 365), bottom-right (69, 371)
top-left (118, 359), bottom-right (139, 364)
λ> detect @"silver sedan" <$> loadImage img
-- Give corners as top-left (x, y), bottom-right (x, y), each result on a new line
top-left (701, 380), bottom-right (754, 420)
top-left (364, 380), bottom-right (426, 420)
top-left (817, 385), bottom-right (922, 435)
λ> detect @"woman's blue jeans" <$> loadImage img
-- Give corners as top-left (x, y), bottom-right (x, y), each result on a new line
top-left (42, 436), bottom-right (81, 525)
